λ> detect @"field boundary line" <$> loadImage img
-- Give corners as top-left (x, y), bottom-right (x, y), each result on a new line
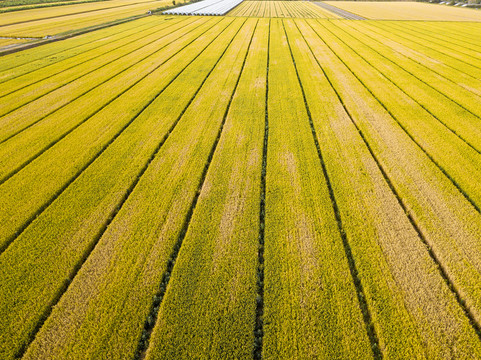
top-left (0, 13), bottom-right (149, 57)
top-left (0, 17), bottom-right (190, 116)
top-left (0, 18), bottom-right (226, 256)
top-left (284, 18), bottom-right (382, 360)
top-left (297, 20), bottom-right (481, 343)
top-left (323, 21), bottom-right (481, 155)
top-left (133, 18), bottom-right (256, 360)
top-left (253, 18), bottom-right (268, 360)
top-left (10, 19), bottom-right (240, 359)
top-left (0, 18), bottom-right (213, 185)
top-left (308, 19), bottom-right (481, 215)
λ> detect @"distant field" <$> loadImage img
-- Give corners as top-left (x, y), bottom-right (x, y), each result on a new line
top-left (0, 0), bottom-right (172, 37)
top-left (228, 1), bottom-right (340, 18)
top-left (1, 12), bottom-right (481, 359)
top-left (0, 0), bottom-right (104, 10)
top-left (325, 1), bottom-right (481, 20)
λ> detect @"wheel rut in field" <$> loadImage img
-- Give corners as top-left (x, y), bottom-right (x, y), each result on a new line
top-left (253, 18), bottom-right (269, 360)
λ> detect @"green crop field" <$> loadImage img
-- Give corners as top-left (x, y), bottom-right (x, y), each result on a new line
top-left (1, 1), bottom-right (481, 359)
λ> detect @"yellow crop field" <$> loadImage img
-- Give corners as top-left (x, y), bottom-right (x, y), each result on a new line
top-left (0, 0), bottom-right (175, 37)
top-left (1, 3), bottom-right (481, 360)
top-left (324, 1), bottom-right (481, 21)
top-left (228, 1), bottom-right (340, 18)
top-left (0, 0), bottom-right (156, 25)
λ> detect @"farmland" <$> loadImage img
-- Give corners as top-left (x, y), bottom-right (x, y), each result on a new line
top-left (228, 1), bottom-right (339, 18)
top-left (325, 1), bottom-right (481, 21)
top-left (1, 1), bottom-right (481, 359)
top-left (0, 0), bottom-right (174, 38)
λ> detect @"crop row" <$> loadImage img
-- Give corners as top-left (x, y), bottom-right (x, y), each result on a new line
top-left (0, 17), bottom-right (188, 120)
top-left (141, 18), bottom-right (263, 360)
top-left (0, 17), bottom-right (160, 77)
top-left (308, 15), bottom-right (481, 322)
top-left (410, 21), bottom-right (481, 44)
top-left (0, 16), bottom-right (229, 358)
top-left (0, 17), bottom-right (195, 149)
top-left (339, 21), bottom-right (481, 111)
top-left (21, 16), bottom-right (253, 360)
top-left (262, 19), bottom-right (371, 359)
top-left (0, 0), bottom-right (163, 37)
top-left (0, 18), bottom-right (160, 90)
top-left (227, 1), bottom-right (338, 18)
top-left (368, 22), bottom-right (481, 92)
top-left (316, 21), bottom-right (481, 206)
top-left (293, 18), bottom-right (481, 358)
top-left (1, 16), bottom-right (481, 360)
top-left (0, 0), bottom-right (158, 26)
top-left (0, 17), bottom-right (213, 203)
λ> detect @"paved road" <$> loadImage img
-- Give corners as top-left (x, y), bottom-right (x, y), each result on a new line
top-left (314, 1), bottom-right (366, 20)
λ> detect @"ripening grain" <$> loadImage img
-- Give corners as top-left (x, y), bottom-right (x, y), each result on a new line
top-left (0, 0), bottom-right (172, 37)
top-left (228, 1), bottom-right (339, 18)
top-left (1, 11), bottom-right (481, 360)
top-left (324, 1), bottom-right (481, 21)
top-left (262, 19), bottom-right (371, 359)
